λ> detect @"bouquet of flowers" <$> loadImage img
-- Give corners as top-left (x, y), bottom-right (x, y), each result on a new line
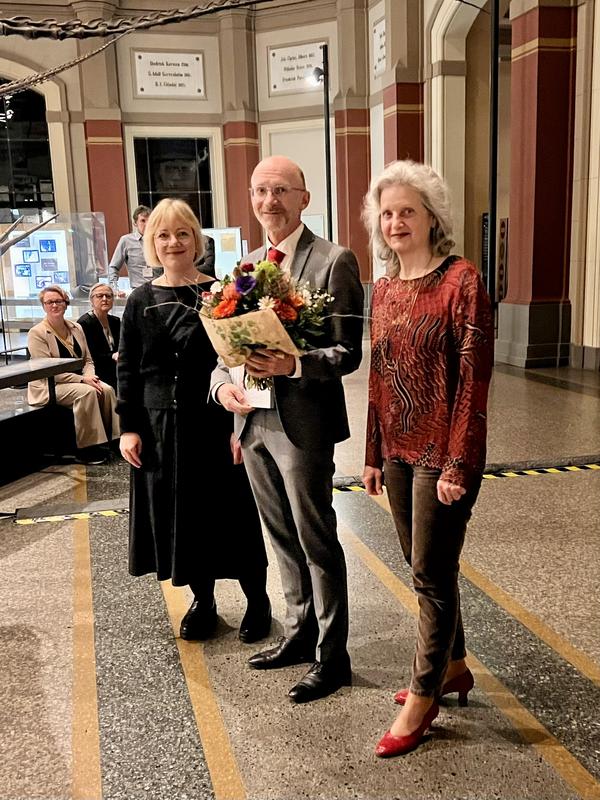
top-left (199, 259), bottom-right (333, 382)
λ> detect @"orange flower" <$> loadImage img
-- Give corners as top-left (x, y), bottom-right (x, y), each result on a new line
top-left (273, 301), bottom-right (298, 322)
top-left (213, 299), bottom-right (238, 318)
top-left (223, 284), bottom-right (241, 301)
top-left (289, 293), bottom-right (305, 309)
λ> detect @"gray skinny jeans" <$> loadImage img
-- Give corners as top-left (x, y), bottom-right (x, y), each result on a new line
top-left (383, 459), bottom-right (482, 697)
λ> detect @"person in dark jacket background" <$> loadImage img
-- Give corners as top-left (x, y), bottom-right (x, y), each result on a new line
top-left (78, 282), bottom-right (121, 390)
top-left (197, 234), bottom-right (215, 276)
top-left (117, 198), bottom-right (271, 643)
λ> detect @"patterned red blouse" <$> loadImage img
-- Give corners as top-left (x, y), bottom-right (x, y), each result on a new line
top-left (366, 256), bottom-right (494, 489)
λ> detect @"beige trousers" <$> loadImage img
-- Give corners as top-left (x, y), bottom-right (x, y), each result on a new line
top-left (55, 382), bottom-right (120, 449)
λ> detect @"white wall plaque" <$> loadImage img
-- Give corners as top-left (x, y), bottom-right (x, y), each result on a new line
top-left (134, 51), bottom-right (205, 98)
top-left (373, 19), bottom-right (386, 78)
top-left (268, 42), bottom-right (326, 95)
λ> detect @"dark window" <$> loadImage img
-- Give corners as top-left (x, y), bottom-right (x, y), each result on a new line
top-left (133, 137), bottom-right (213, 227)
top-left (0, 81), bottom-right (54, 222)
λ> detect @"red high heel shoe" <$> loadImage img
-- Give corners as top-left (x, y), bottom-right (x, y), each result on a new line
top-left (394, 668), bottom-right (474, 706)
top-left (375, 702), bottom-right (439, 758)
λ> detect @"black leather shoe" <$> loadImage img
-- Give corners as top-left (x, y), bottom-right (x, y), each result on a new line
top-left (239, 597), bottom-right (272, 644)
top-left (75, 445), bottom-right (108, 465)
top-left (288, 657), bottom-right (352, 704)
top-left (180, 600), bottom-right (218, 641)
top-left (248, 636), bottom-right (315, 670)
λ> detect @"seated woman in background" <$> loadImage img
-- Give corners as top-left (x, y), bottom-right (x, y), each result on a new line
top-left (27, 284), bottom-right (120, 465)
top-left (77, 282), bottom-right (121, 390)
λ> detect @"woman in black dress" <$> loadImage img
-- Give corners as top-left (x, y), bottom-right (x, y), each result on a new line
top-left (117, 198), bottom-right (271, 642)
top-left (78, 283), bottom-right (121, 390)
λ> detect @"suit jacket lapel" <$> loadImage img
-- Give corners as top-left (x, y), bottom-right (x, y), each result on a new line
top-left (69, 320), bottom-right (87, 359)
top-left (45, 325), bottom-right (59, 357)
top-left (290, 227), bottom-right (315, 283)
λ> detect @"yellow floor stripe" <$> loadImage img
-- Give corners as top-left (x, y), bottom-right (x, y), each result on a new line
top-left (340, 491), bottom-right (600, 800)
top-left (370, 490), bottom-right (600, 686)
top-left (460, 561), bottom-right (600, 687)
top-left (161, 582), bottom-right (246, 800)
top-left (72, 464), bottom-right (102, 800)
top-left (471, 661), bottom-right (600, 800)
top-left (343, 526), bottom-right (418, 614)
top-left (342, 498), bottom-right (600, 800)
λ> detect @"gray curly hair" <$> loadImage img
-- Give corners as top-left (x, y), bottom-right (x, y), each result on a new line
top-left (362, 160), bottom-right (455, 277)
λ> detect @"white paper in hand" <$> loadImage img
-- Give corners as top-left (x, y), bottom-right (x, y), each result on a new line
top-left (230, 365), bottom-right (274, 409)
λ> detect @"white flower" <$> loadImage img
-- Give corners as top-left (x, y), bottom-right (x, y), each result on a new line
top-left (300, 288), bottom-right (313, 307)
top-left (258, 296), bottom-right (276, 310)
top-left (209, 281), bottom-right (222, 294)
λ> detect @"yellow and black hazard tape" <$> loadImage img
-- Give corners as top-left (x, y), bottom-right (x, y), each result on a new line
top-left (15, 508), bottom-right (129, 526)
top-left (9, 463), bottom-right (599, 524)
top-left (334, 463), bottom-right (600, 492)
top-left (482, 463), bottom-right (600, 480)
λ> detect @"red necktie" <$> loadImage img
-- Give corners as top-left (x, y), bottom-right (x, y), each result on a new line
top-left (266, 246), bottom-right (285, 265)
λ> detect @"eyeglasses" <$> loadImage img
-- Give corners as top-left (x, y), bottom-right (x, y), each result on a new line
top-left (43, 299), bottom-right (66, 307)
top-left (92, 293), bottom-right (114, 300)
top-left (249, 185), bottom-right (306, 199)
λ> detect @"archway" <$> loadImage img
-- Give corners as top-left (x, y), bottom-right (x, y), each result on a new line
top-left (426, 0), bottom-right (511, 257)
top-left (0, 57), bottom-right (75, 214)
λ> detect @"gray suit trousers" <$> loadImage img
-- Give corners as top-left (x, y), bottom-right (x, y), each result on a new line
top-left (242, 408), bottom-right (349, 664)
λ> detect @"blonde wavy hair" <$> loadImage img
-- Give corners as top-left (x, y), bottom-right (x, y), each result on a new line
top-left (143, 198), bottom-right (204, 267)
top-left (362, 160), bottom-right (455, 277)
top-left (38, 284), bottom-right (70, 306)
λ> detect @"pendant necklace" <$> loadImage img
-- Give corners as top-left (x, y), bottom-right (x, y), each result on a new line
top-left (162, 269), bottom-right (204, 312)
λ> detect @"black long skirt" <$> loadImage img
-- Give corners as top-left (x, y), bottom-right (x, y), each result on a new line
top-left (128, 404), bottom-right (267, 586)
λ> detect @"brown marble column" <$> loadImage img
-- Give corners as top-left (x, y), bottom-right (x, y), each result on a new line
top-left (332, 0), bottom-right (371, 282)
top-left (335, 108), bottom-right (370, 282)
top-left (383, 82), bottom-right (424, 163)
top-left (496, 4), bottom-right (577, 367)
top-left (84, 120), bottom-right (129, 253)
top-left (73, 0), bottom-right (129, 253)
top-left (223, 121), bottom-right (261, 252)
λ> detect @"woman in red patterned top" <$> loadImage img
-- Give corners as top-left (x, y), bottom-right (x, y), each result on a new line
top-left (362, 160), bottom-right (493, 758)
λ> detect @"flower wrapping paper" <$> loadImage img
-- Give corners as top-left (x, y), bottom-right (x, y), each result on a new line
top-left (199, 308), bottom-right (302, 368)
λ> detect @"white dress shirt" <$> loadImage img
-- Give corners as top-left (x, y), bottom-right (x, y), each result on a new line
top-left (268, 223), bottom-right (305, 274)
top-left (267, 224), bottom-right (304, 378)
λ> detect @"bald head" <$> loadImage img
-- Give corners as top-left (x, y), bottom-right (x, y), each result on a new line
top-left (251, 156), bottom-right (306, 189)
top-left (250, 155), bottom-right (310, 245)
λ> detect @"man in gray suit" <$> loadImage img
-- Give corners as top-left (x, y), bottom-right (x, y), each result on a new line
top-left (211, 155), bottom-right (363, 703)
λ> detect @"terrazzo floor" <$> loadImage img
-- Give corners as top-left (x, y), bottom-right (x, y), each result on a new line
top-left (0, 361), bottom-right (598, 800)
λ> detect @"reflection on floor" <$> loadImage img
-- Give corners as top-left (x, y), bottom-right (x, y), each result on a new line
top-left (0, 362), bottom-right (599, 800)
